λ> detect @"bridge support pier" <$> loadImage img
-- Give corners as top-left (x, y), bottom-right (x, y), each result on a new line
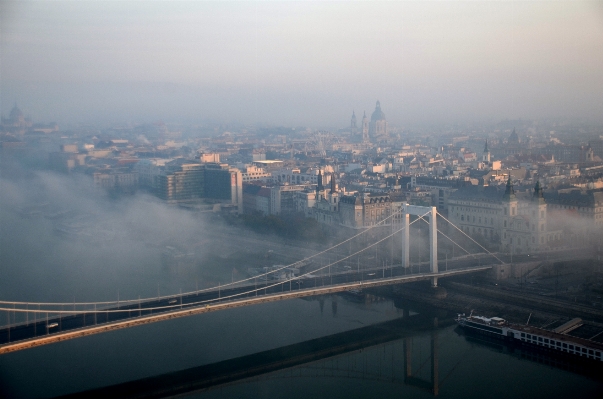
top-left (402, 205), bottom-right (438, 284)
top-left (402, 211), bottom-right (410, 268)
top-left (429, 206), bottom-right (438, 287)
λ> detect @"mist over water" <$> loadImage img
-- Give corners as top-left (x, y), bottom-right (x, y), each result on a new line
top-left (1, 2), bottom-right (603, 398)
top-left (0, 162), bottom-right (306, 305)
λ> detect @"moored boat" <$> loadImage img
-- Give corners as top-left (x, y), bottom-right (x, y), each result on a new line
top-left (456, 312), bottom-right (603, 363)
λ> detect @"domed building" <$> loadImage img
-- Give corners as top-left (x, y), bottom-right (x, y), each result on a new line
top-left (349, 100), bottom-right (389, 143)
top-left (2, 104), bottom-right (32, 132)
top-left (369, 100), bottom-right (388, 141)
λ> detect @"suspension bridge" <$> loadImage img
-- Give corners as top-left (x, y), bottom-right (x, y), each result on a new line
top-left (0, 204), bottom-right (506, 355)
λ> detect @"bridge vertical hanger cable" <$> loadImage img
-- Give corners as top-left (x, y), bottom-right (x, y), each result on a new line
top-left (0, 204), bottom-right (411, 308)
top-left (415, 214), bottom-right (476, 259)
top-left (436, 212), bottom-right (506, 265)
top-left (0, 214), bottom-right (429, 316)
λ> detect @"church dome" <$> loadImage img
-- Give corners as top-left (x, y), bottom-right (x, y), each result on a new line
top-left (9, 104), bottom-right (23, 120)
top-left (371, 101), bottom-right (386, 121)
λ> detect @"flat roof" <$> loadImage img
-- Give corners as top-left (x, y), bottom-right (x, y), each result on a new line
top-left (254, 160), bottom-right (284, 164)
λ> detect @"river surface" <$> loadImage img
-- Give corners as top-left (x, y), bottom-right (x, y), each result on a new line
top-left (1, 293), bottom-right (602, 399)
top-left (1, 177), bottom-right (602, 399)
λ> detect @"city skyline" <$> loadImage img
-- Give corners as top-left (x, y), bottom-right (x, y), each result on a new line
top-left (1, 1), bottom-right (602, 127)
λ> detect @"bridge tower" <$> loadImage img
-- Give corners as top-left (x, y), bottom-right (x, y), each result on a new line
top-left (401, 204), bottom-right (439, 286)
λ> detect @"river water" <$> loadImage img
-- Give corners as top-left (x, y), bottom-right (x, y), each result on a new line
top-left (1, 293), bottom-right (601, 399)
top-left (0, 178), bottom-right (602, 398)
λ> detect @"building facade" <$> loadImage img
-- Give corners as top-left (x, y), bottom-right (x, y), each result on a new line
top-left (448, 179), bottom-right (548, 254)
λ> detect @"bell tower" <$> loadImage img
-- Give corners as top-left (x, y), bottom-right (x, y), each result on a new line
top-left (531, 180), bottom-right (547, 249)
top-left (361, 111), bottom-right (369, 143)
top-left (482, 140), bottom-right (491, 163)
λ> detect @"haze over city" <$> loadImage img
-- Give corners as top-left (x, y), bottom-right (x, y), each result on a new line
top-left (2, 2), bottom-right (603, 399)
top-left (2, 1), bottom-right (603, 127)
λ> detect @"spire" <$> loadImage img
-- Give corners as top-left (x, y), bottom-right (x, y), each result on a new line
top-left (484, 140), bottom-right (489, 153)
top-left (330, 173), bottom-right (336, 194)
top-left (317, 169), bottom-right (323, 193)
top-left (503, 175), bottom-right (516, 201)
top-left (533, 180), bottom-right (545, 203)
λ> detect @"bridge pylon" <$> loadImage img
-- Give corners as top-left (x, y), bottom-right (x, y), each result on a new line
top-left (401, 204), bottom-right (438, 287)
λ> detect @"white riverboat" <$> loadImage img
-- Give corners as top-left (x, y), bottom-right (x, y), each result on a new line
top-left (456, 312), bottom-right (603, 362)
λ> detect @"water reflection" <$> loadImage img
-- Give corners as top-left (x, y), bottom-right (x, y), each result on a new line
top-left (4, 294), bottom-right (603, 399)
top-left (55, 300), bottom-right (438, 398)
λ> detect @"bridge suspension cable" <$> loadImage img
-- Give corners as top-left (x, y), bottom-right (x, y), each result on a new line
top-left (414, 214), bottom-right (483, 260)
top-left (435, 211), bottom-right (506, 265)
top-left (0, 204), bottom-right (412, 308)
top-left (0, 213), bottom-right (428, 316)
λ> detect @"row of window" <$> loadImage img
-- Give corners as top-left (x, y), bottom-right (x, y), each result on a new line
top-left (519, 333), bottom-right (601, 359)
top-left (459, 214), bottom-right (495, 225)
top-left (451, 205), bottom-right (499, 213)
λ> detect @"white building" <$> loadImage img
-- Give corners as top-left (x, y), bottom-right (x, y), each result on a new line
top-left (448, 179), bottom-right (548, 254)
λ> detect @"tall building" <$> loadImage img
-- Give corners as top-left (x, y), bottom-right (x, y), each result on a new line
top-left (156, 163), bottom-right (205, 202)
top-left (204, 163), bottom-right (243, 213)
top-left (362, 111), bottom-right (369, 143)
top-left (312, 173), bottom-right (341, 226)
top-left (369, 100), bottom-right (388, 141)
top-left (482, 140), bottom-right (491, 163)
top-left (350, 111), bottom-right (358, 137)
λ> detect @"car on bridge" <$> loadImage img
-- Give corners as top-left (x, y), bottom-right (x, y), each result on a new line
top-left (47, 323), bottom-right (58, 329)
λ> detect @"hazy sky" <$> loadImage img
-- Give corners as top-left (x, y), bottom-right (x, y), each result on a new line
top-left (1, 1), bottom-right (603, 127)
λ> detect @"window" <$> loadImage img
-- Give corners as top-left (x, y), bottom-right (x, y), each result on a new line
top-left (563, 343), bottom-right (567, 348)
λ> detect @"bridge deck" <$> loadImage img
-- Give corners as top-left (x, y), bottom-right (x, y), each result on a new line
top-left (0, 266), bottom-right (491, 355)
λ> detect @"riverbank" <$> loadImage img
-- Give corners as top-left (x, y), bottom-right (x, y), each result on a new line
top-left (372, 277), bottom-right (603, 328)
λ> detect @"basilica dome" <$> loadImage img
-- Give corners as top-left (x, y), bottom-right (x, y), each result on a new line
top-left (371, 101), bottom-right (386, 121)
